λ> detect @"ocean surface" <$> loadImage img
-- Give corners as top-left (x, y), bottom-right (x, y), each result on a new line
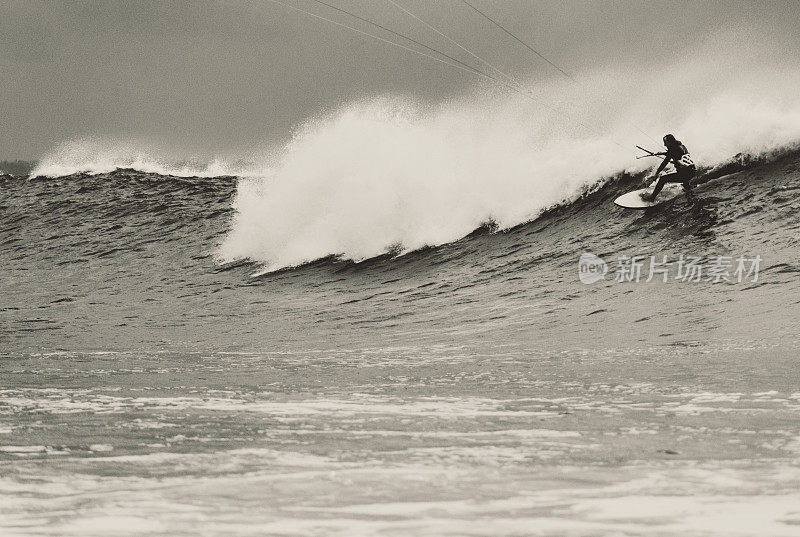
top-left (1, 146), bottom-right (800, 536)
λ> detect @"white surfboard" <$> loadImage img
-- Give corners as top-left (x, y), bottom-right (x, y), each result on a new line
top-left (614, 182), bottom-right (685, 209)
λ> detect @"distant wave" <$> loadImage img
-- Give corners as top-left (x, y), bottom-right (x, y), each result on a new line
top-left (31, 138), bottom-right (257, 179)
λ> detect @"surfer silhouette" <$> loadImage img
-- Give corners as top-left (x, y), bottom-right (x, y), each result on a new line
top-left (640, 134), bottom-right (696, 202)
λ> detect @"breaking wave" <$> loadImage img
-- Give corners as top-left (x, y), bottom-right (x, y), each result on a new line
top-left (29, 30), bottom-right (800, 272)
top-left (219, 31), bottom-right (800, 271)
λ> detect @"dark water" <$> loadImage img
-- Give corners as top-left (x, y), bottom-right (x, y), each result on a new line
top-left (1, 151), bottom-right (799, 535)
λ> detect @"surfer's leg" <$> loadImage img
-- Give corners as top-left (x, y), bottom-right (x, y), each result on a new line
top-left (683, 170), bottom-right (698, 201)
top-left (681, 169), bottom-right (697, 191)
top-left (651, 174), bottom-right (672, 197)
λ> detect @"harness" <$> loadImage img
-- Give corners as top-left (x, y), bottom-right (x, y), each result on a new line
top-left (669, 144), bottom-right (695, 171)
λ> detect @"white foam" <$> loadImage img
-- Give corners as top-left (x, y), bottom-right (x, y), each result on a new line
top-left (4, 461), bottom-right (798, 537)
top-left (0, 445), bottom-right (47, 454)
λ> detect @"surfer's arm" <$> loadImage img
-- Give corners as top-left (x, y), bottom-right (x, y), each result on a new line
top-left (653, 155), bottom-right (671, 176)
top-left (643, 155), bottom-right (670, 187)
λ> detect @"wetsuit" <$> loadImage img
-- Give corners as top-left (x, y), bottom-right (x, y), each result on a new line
top-left (651, 142), bottom-right (696, 197)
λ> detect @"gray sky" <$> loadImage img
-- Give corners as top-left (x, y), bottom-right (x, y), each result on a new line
top-left (2, 0), bottom-right (799, 159)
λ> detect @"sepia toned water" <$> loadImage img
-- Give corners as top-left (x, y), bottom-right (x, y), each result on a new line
top-left (1, 150), bottom-right (799, 535)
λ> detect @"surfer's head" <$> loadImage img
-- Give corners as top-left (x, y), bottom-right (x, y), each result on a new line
top-left (663, 134), bottom-right (677, 147)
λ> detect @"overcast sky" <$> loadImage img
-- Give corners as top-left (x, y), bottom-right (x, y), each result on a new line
top-left (2, 0), bottom-right (799, 159)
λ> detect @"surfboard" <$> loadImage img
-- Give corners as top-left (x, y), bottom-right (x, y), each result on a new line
top-left (614, 183), bottom-right (684, 209)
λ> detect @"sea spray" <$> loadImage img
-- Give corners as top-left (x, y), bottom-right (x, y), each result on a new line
top-left (217, 97), bottom-right (628, 270)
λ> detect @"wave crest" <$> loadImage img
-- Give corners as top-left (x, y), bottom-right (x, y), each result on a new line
top-left (31, 138), bottom-right (249, 178)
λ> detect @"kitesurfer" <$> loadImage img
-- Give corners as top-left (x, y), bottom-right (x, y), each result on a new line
top-left (640, 134), bottom-right (696, 201)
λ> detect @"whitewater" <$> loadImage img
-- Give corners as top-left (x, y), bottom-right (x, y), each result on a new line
top-left (3, 27), bottom-right (800, 537)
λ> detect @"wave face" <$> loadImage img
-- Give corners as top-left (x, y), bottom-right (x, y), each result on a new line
top-left (1, 145), bottom-right (799, 354)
